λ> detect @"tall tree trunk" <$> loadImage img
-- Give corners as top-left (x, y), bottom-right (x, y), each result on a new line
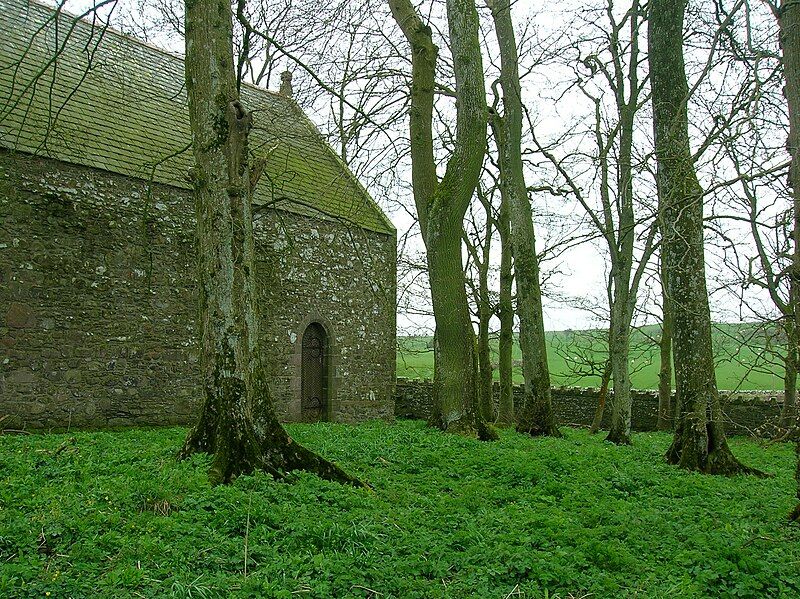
top-left (488, 0), bottom-right (560, 437)
top-left (603, 7), bottom-right (643, 444)
top-left (589, 359), bottom-right (612, 434)
top-left (782, 330), bottom-right (797, 429)
top-left (179, 0), bottom-right (359, 486)
top-left (496, 190), bottom-right (515, 427)
top-left (657, 252), bottom-right (674, 430)
top-left (650, 0), bottom-right (760, 475)
top-left (476, 261), bottom-right (495, 422)
top-left (606, 136), bottom-right (635, 444)
top-left (607, 283), bottom-right (633, 444)
top-left (389, 0), bottom-right (494, 438)
top-left (777, 0), bottom-right (800, 514)
top-left (469, 202), bottom-right (495, 424)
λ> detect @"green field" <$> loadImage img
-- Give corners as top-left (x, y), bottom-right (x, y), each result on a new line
top-left (2, 422), bottom-right (798, 598)
top-left (397, 323), bottom-right (786, 391)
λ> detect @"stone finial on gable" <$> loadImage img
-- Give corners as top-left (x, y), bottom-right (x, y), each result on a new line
top-left (279, 71), bottom-right (293, 98)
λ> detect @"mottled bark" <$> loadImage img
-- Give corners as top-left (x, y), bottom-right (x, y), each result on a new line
top-left (606, 295), bottom-right (632, 444)
top-left (496, 190), bottom-right (515, 427)
top-left (782, 332), bottom-right (797, 428)
top-left (389, 0), bottom-right (493, 438)
top-left (657, 253), bottom-right (674, 431)
top-left (777, 0), bottom-right (800, 512)
top-left (650, 0), bottom-right (760, 475)
top-left (179, 0), bottom-right (360, 486)
top-left (476, 287), bottom-right (494, 423)
top-left (487, 0), bottom-right (559, 437)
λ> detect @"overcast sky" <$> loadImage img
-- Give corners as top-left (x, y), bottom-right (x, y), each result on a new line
top-left (57, 0), bottom-right (787, 334)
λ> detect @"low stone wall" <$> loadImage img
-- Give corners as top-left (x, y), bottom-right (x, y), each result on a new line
top-left (394, 378), bottom-right (784, 436)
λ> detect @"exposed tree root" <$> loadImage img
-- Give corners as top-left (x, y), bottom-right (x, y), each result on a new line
top-left (605, 429), bottom-right (632, 445)
top-left (516, 421), bottom-right (562, 438)
top-left (179, 398), bottom-right (365, 488)
top-left (435, 417), bottom-right (499, 441)
top-left (665, 422), bottom-right (769, 477)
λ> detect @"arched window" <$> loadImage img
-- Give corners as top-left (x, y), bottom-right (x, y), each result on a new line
top-left (300, 322), bottom-right (328, 422)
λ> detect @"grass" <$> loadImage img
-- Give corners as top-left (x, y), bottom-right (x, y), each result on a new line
top-left (1, 421), bottom-right (799, 598)
top-left (397, 323), bottom-right (786, 391)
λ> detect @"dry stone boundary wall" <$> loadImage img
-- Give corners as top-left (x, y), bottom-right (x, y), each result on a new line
top-left (394, 378), bottom-right (783, 436)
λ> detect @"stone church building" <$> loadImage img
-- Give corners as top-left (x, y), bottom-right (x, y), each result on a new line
top-left (0, 0), bottom-right (396, 429)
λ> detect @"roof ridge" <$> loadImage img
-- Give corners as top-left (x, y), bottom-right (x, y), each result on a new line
top-left (2, 0), bottom-right (395, 234)
top-left (25, 0), bottom-right (286, 100)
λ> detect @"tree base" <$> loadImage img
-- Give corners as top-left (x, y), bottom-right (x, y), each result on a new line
top-left (179, 416), bottom-right (365, 487)
top-left (588, 423), bottom-right (603, 435)
top-left (605, 429), bottom-right (632, 445)
top-left (516, 422), bottom-right (562, 438)
top-left (665, 425), bottom-right (768, 477)
top-left (430, 417), bottom-right (499, 441)
top-left (515, 390), bottom-right (562, 438)
top-left (478, 420), bottom-right (500, 441)
top-left (589, 396), bottom-right (606, 434)
top-left (656, 420), bottom-right (673, 431)
top-left (789, 503), bottom-right (800, 522)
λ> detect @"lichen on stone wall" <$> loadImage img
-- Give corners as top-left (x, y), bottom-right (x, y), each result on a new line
top-left (0, 150), bottom-right (396, 429)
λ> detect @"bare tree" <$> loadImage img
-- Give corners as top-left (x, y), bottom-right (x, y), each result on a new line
top-left (464, 182), bottom-right (497, 423)
top-left (495, 173), bottom-right (516, 427)
top-left (762, 0), bottom-right (800, 517)
top-left (649, 0), bottom-right (761, 474)
top-left (389, 0), bottom-right (495, 438)
top-left (486, 0), bottom-right (561, 437)
top-left (178, 0), bottom-right (360, 485)
top-left (526, 0), bottom-right (656, 443)
top-left (657, 250), bottom-right (674, 430)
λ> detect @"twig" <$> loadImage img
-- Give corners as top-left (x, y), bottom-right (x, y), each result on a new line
top-left (51, 437), bottom-right (76, 457)
top-left (243, 492), bottom-right (252, 578)
top-left (741, 534), bottom-right (777, 547)
top-left (351, 585), bottom-right (382, 596)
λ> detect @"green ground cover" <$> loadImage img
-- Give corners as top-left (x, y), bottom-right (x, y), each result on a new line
top-left (1, 422), bottom-right (798, 598)
top-left (397, 323), bottom-right (786, 391)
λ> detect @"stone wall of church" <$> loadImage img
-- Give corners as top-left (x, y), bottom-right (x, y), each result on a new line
top-left (0, 150), bottom-right (395, 429)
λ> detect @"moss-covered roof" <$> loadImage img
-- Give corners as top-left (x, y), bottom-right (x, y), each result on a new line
top-left (0, 0), bottom-right (394, 235)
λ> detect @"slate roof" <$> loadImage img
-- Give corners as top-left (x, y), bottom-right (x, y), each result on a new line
top-left (0, 0), bottom-right (394, 235)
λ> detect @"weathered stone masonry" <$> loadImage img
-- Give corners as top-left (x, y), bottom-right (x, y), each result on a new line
top-left (0, 0), bottom-right (397, 430)
top-left (254, 199), bottom-right (396, 424)
top-left (0, 151), bottom-right (395, 429)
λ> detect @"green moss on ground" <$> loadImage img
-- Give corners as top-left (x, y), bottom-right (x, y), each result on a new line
top-left (1, 421), bottom-right (798, 598)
